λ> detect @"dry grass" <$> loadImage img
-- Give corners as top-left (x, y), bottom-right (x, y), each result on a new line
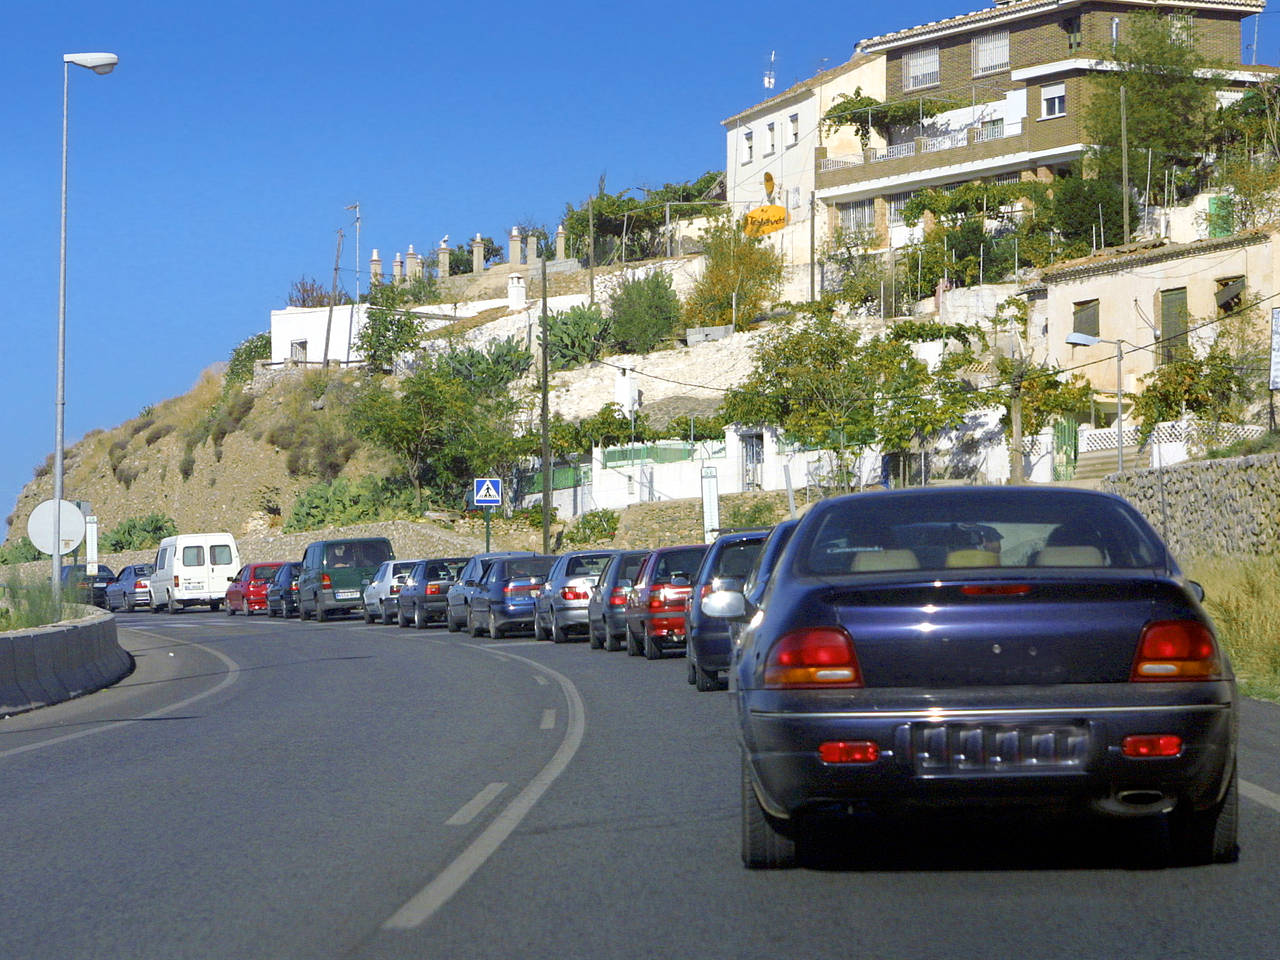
top-left (1187, 554), bottom-right (1280, 702)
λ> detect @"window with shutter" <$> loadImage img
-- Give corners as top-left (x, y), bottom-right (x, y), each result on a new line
top-left (972, 30), bottom-right (1009, 76)
top-left (1159, 287), bottom-right (1188, 363)
top-left (1073, 299), bottom-right (1100, 337)
top-left (1215, 277), bottom-right (1245, 316)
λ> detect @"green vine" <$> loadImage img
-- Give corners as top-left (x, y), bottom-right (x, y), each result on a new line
top-left (822, 87), bottom-right (947, 147)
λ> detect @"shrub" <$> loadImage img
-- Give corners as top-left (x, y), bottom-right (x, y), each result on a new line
top-left (108, 438), bottom-right (130, 472)
top-left (103, 514), bottom-right (177, 552)
top-left (546, 305), bottom-right (611, 370)
top-left (0, 570), bottom-right (61, 628)
top-left (34, 454), bottom-right (53, 479)
top-left (563, 508), bottom-right (618, 545)
top-left (0, 536), bottom-right (42, 566)
top-left (129, 417), bottom-right (155, 438)
top-left (178, 447), bottom-right (196, 481)
top-left (721, 498), bottom-right (778, 529)
top-left (609, 271), bottom-right (681, 354)
top-left (145, 423), bottom-right (176, 445)
top-left (226, 332), bottom-right (270, 386)
top-left (115, 463), bottom-right (141, 489)
top-left (283, 476), bottom-right (416, 532)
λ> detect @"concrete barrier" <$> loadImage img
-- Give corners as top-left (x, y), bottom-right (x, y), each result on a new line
top-left (0, 607), bottom-right (133, 716)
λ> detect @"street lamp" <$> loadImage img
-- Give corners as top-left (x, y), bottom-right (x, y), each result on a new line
top-left (1065, 331), bottom-right (1126, 474)
top-left (53, 52), bottom-right (118, 607)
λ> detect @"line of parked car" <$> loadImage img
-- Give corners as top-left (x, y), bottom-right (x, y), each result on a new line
top-left (89, 486), bottom-right (1237, 872)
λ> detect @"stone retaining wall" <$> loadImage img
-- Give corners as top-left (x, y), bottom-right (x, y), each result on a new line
top-left (0, 607), bottom-right (131, 716)
top-left (1103, 452), bottom-right (1280, 561)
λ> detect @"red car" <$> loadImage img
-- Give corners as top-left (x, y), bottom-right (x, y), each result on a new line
top-left (623, 544), bottom-right (710, 660)
top-left (225, 562), bottom-right (284, 616)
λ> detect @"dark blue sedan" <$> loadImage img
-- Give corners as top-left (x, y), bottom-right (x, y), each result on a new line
top-left (710, 487), bottom-right (1237, 869)
top-left (685, 529), bottom-right (768, 691)
top-left (468, 555), bottom-right (555, 639)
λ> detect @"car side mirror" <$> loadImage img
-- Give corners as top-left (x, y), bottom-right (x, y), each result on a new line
top-left (361, 578), bottom-right (371, 586)
top-left (1187, 580), bottom-right (1206, 603)
top-left (227, 575), bottom-right (235, 582)
top-left (702, 589), bottom-right (747, 620)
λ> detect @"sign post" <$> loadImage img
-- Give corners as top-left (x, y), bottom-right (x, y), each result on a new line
top-left (473, 477), bottom-right (502, 552)
top-left (701, 466), bottom-right (720, 544)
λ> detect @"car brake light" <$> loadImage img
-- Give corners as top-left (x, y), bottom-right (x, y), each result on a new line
top-left (505, 583), bottom-right (537, 595)
top-left (764, 627), bottom-right (862, 688)
top-left (290, 583), bottom-right (298, 592)
top-left (819, 741), bottom-right (879, 763)
top-left (960, 584), bottom-right (1031, 596)
top-left (321, 573), bottom-right (332, 589)
top-left (561, 587), bottom-right (589, 601)
top-left (425, 584), bottom-right (440, 595)
top-left (609, 587), bottom-right (627, 606)
top-left (390, 584), bottom-right (400, 595)
top-left (134, 580), bottom-right (146, 590)
top-left (1131, 620), bottom-right (1221, 681)
top-left (1123, 735), bottom-right (1183, 758)
top-left (173, 576), bottom-right (179, 588)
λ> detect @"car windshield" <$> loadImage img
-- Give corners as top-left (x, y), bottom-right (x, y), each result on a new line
top-left (653, 548), bottom-right (706, 582)
top-left (565, 554), bottom-right (612, 577)
top-left (253, 564), bottom-right (282, 580)
top-left (799, 490), bottom-right (1165, 576)
top-left (424, 561), bottom-right (461, 580)
top-left (505, 557), bottom-right (554, 580)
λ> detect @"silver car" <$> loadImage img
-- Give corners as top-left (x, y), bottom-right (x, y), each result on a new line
top-left (105, 564), bottom-right (154, 612)
top-left (361, 559), bottom-right (421, 625)
top-left (533, 550), bottom-right (618, 643)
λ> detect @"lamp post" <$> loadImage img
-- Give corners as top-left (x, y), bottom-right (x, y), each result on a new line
top-left (1066, 331), bottom-right (1126, 473)
top-left (53, 52), bottom-right (118, 607)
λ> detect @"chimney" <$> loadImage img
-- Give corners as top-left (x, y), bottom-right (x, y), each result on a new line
top-left (509, 225), bottom-right (522, 266)
top-left (471, 233), bottom-right (485, 274)
top-left (555, 223), bottom-right (566, 261)
top-left (508, 273), bottom-right (527, 312)
top-left (369, 248), bottom-right (382, 284)
top-left (437, 237), bottom-right (450, 278)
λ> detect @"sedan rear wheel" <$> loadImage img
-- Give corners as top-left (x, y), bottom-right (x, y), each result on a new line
top-left (695, 663), bottom-right (722, 692)
top-left (644, 632), bottom-right (663, 660)
top-left (467, 609), bottom-right (484, 638)
top-left (626, 625), bottom-right (643, 657)
top-left (381, 604), bottom-right (394, 625)
top-left (363, 602), bottom-right (375, 624)
top-left (447, 607), bottom-right (463, 633)
top-left (397, 604), bottom-right (410, 628)
top-left (588, 619), bottom-right (605, 650)
top-left (267, 603), bottom-right (278, 618)
top-left (414, 604), bottom-right (427, 630)
top-left (533, 613), bottom-right (548, 642)
top-left (551, 617), bottom-right (570, 644)
top-left (1170, 767), bottom-right (1239, 865)
top-left (605, 628), bottom-right (623, 653)
top-left (741, 752), bottom-right (797, 869)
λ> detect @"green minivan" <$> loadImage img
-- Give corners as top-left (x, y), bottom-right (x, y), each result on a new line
top-left (297, 537), bottom-right (394, 622)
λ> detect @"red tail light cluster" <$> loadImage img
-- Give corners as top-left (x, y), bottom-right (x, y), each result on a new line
top-left (819, 740), bottom-right (879, 764)
top-left (505, 583), bottom-right (539, 596)
top-left (425, 584), bottom-right (441, 595)
top-left (764, 627), bottom-right (862, 688)
top-left (1123, 735), bottom-right (1183, 758)
top-left (1131, 620), bottom-right (1221, 681)
top-left (609, 587), bottom-right (627, 607)
top-left (389, 584), bottom-right (400, 595)
top-left (321, 573), bottom-right (332, 589)
top-left (561, 587), bottom-right (589, 601)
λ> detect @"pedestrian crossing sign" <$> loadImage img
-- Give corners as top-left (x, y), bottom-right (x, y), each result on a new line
top-left (473, 477), bottom-right (502, 506)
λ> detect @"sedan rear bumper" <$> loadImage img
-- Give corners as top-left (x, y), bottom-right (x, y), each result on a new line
top-left (741, 689), bottom-right (1235, 820)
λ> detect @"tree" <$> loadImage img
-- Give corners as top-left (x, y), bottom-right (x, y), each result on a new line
top-left (608, 271), bottom-right (681, 353)
top-left (722, 310), bottom-right (972, 489)
top-left (1051, 173), bottom-right (1136, 254)
top-left (448, 236), bottom-right (503, 275)
top-left (562, 171), bottom-right (722, 263)
top-left (1081, 10), bottom-right (1227, 202)
top-left (354, 282), bottom-right (424, 372)
top-left (1132, 345), bottom-right (1253, 439)
top-left (103, 514), bottom-right (178, 552)
top-left (682, 214), bottom-right (783, 332)
top-left (288, 276), bottom-right (350, 307)
top-left (226, 332), bottom-right (271, 386)
top-left (347, 356), bottom-right (520, 508)
top-left (546, 304), bottom-right (611, 370)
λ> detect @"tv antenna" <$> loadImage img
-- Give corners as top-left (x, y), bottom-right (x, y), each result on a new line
top-left (763, 50), bottom-right (776, 89)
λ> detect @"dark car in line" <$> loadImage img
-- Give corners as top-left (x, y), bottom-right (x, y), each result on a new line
top-left (225, 562), bottom-right (283, 616)
top-left (587, 550), bottom-right (651, 651)
top-left (398, 557), bottom-right (467, 629)
top-left (445, 551), bottom-right (534, 632)
top-left (468, 555), bottom-right (555, 639)
top-left (298, 537), bottom-right (394, 622)
top-left (61, 563), bottom-right (116, 609)
top-left (266, 562), bottom-right (301, 618)
top-left (104, 563), bottom-right (154, 612)
top-left (710, 486), bottom-right (1238, 869)
top-left (685, 530), bottom-right (768, 691)
top-left (729, 518), bottom-right (800, 648)
top-left (624, 544), bottom-right (709, 660)
top-left (533, 550), bottom-right (618, 643)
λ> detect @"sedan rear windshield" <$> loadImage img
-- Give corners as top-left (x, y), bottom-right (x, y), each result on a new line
top-left (653, 548), bottom-right (707, 582)
top-left (565, 554), bottom-right (613, 577)
top-left (505, 558), bottom-right (554, 579)
top-left (799, 491), bottom-right (1164, 576)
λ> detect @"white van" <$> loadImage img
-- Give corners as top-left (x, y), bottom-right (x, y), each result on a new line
top-left (150, 532), bottom-right (240, 613)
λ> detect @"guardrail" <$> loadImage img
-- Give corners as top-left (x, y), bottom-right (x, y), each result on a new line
top-left (0, 607), bottom-right (131, 715)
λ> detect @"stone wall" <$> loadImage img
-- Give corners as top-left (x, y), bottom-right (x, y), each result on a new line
top-left (1103, 452), bottom-right (1280, 561)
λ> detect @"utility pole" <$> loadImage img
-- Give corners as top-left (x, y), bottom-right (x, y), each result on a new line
top-left (1010, 380), bottom-right (1025, 484)
top-left (540, 250), bottom-right (552, 554)
top-left (809, 191), bottom-right (816, 301)
top-left (322, 228), bottom-right (344, 368)
top-left (344, 202), bottom-right (360, 360)
top-left (1120, 85), bottom-right (1130, 243)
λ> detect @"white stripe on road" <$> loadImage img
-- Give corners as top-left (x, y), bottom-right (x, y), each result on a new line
top-left (540, 709), bottom-right (556, 730)
top-left (383, 648), bottom-right (585, 930)
top-left (445, 783), bottom-right (507, 826)
top-left (533, 675), bottom-right (548, 686)
top-left (1242, 778), bottom-right (1280, 814)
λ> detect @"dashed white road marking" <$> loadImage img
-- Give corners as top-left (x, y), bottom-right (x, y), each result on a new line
top-left (383, 649), bottom-right (585, 930)
top-left (533, 675), bottom-right (549, 686)
top-left (540, 709), bottom-right (556, 730)
top-left (1242, 779), bottom-right (1280, 814)
top-left (445, 783), bottom-right (507, 826)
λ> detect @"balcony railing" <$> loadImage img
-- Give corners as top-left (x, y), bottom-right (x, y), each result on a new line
top-left (818, 154), bottom-right (864, 172)
top-left (921, 131), bottom-right (968, 153)
top-left (819, 119), bottom-right (1029, 177)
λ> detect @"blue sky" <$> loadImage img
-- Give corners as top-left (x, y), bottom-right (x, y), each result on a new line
top-left (2, 0), bottom-right (1269, 542)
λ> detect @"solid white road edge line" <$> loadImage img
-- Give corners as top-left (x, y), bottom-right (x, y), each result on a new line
top-left (382, 647), bottom-right (586, 930)
top-left (1241, 778), bottom-right (1280, 814)
top-left (0, 627), bottom-right (242, 761)
top-left (445, 783), bottom-right (508, 826)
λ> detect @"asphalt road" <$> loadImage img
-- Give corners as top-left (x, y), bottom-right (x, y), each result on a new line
top-left (2, 608), bottom-right (1279, 960)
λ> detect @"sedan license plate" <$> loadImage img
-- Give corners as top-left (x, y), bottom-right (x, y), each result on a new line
top-left (334, 590), bottom-right (359, 600)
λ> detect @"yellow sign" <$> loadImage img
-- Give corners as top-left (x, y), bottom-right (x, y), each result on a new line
top-left (743, 204), bottom-right (788, 237)
top-left (763, 172), bottom-right (775, 199)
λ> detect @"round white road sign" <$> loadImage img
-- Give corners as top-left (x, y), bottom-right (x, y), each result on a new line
top-left (26, 499), bottom-right (87, 557)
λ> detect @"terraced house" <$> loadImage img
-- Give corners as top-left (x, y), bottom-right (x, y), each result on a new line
top-left (815, 0), bottom-right (1267, 249)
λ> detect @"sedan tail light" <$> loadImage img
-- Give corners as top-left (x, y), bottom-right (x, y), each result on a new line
top-left (425, 584), bottom-right (441, 595)
top-left (389, 584), bottom-right (400, 595)
top-left (764, 627), bottom-right (862, 688)
top-left (609, 587), bottom-right (627, 607)
top-left (1130, 620), bottom-right (1222, 681)
top-left (1123, 735), bottom-right (1183, 758)
top-left (321, 573), bottom-right (332, 589)
top-left (561, 587), bottom-right (589, 601)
